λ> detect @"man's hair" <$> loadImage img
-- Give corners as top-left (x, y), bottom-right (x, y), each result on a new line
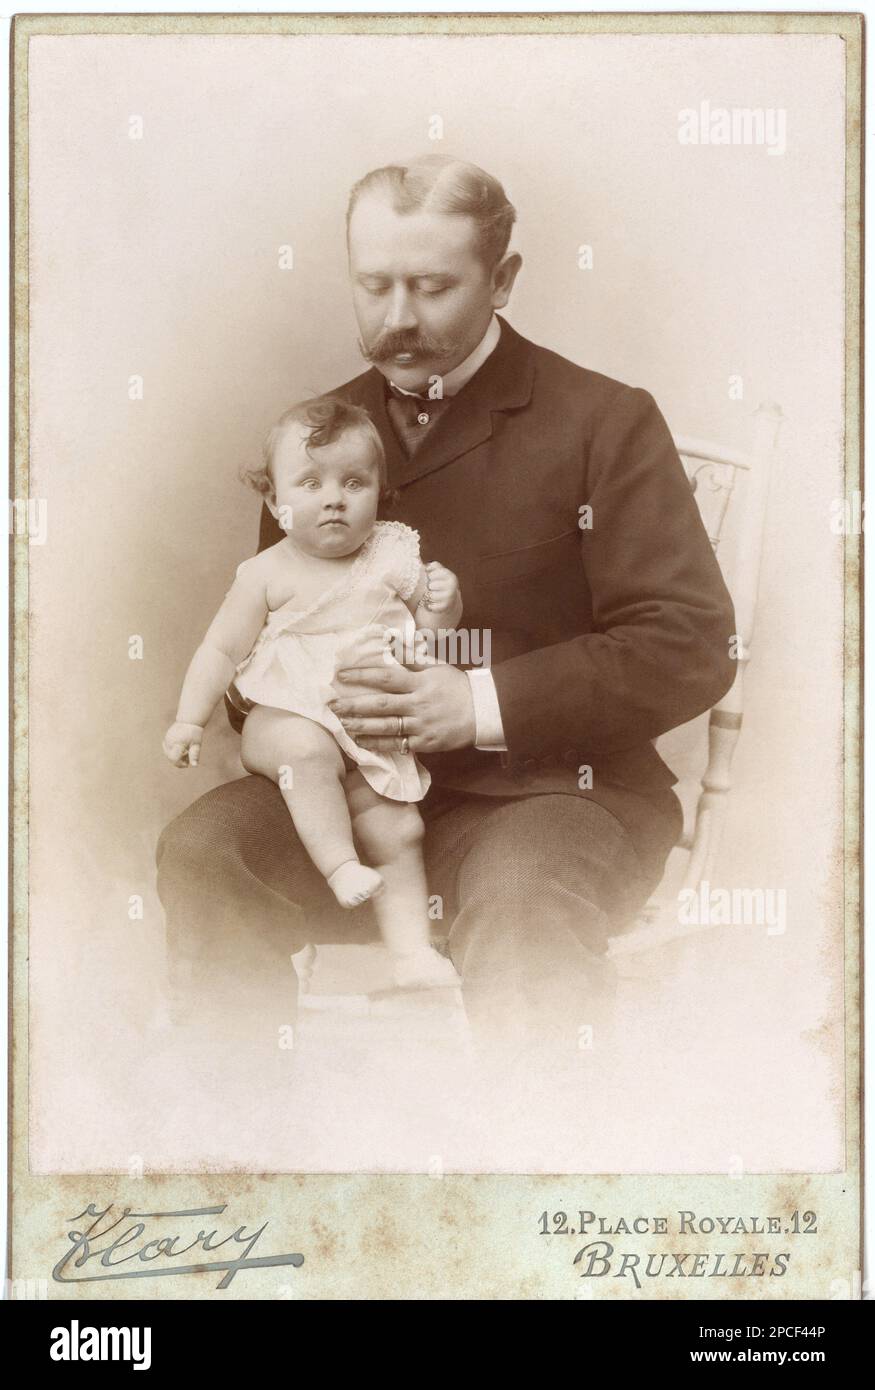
top-left (242, 394), bottom-right (388, 498)
top-left (346, 154), bottom-right (517, 271)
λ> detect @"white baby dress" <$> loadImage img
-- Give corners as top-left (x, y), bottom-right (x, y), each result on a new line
top-left (233, 520), bottom-right (431, 802)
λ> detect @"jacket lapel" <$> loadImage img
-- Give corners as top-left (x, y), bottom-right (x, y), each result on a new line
top-left (353, 315), bottom-right (536, 490)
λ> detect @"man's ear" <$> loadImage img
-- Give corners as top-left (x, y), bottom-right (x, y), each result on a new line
top-left (491, 252), bottom-right (523, 310)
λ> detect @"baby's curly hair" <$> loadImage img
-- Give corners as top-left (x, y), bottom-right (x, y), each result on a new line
top-left (241, 394), bottom-right (393, 502)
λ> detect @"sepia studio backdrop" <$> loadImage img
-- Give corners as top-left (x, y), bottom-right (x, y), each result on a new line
top-left (26, 33), bottom-right (846, 1171)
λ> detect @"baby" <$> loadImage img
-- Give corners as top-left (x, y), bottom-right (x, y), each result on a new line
top-left (163, 394), bottom-right (462, 991)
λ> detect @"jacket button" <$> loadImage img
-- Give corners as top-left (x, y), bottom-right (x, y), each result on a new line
top-left (562, 748), bottom-right (578, 769)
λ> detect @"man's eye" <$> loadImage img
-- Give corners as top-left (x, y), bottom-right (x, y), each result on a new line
top-left (361, 282), bottom-right (389, 296)
top-left (418, 284), bottom-right (450, 297)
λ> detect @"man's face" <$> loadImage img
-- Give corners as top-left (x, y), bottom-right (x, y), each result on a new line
top-left (269, 424), bottom-right (380, 558)
top-left (348, 193), bottom-right (502, 392)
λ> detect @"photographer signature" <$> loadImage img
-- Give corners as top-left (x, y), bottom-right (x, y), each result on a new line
top-left (52, 1203), bottom-right (304, 1290)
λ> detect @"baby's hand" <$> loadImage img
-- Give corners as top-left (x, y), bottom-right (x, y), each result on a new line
top-left (422, 561), bottom-right (461, 614)
top-left (162, 721), bottom-right (204, 768)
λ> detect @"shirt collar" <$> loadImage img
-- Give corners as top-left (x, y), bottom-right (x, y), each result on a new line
top-left (389, 313), bottom-right (501, 399)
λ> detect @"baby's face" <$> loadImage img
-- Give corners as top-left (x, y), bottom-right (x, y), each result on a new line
top-left (269, 424), bottom-right (381, 558)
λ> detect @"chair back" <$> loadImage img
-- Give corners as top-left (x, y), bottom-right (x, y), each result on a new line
top-left (610, 402), bottom-right (783, 956)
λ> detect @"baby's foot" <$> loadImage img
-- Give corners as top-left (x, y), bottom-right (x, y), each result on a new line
top-left (392, 947), bottom-right (462, 991)
top-left (327, 860), bottom-right (384, 909)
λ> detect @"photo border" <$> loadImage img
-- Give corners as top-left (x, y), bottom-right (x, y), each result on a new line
top-left (8, 9), bottom-right (863, 1300)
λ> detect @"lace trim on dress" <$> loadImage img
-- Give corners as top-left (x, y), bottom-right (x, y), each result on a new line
top-left (392, 522), bottom-right (423, 602)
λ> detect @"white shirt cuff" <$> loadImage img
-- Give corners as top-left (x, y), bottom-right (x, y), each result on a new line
top-left (465, 668), bottom-right (507, 751)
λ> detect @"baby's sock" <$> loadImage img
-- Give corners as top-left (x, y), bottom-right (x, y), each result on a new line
top-left (328, 860), bottom-right (384, 909)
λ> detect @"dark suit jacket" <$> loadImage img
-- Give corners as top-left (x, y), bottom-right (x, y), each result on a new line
top-left (255, 315), bottom-right (736, 838)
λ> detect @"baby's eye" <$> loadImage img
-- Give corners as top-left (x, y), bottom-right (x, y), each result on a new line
top-left (345, 478), bottom-right (364, 491)
top-left (299, 478), bottom-right (320, 490)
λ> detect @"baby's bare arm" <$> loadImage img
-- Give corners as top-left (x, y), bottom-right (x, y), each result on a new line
top-left (175, 565), bottom-right (269, 727)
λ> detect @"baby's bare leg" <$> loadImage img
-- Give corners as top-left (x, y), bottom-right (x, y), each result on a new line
top-left (346, 771), bottom-right (461, 989)
top-left (241, 707), bottom-right (382, 908)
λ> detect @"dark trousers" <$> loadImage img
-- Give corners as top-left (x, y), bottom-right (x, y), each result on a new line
top-left (155, 774), bottom-right (682, 1051)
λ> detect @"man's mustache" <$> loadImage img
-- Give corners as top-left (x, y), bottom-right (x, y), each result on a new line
top-left (358, 329), bottom-right (459, 365)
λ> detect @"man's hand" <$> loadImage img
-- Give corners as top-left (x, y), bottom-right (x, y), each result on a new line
top-left (329, 625), bottom-right (476, 753)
